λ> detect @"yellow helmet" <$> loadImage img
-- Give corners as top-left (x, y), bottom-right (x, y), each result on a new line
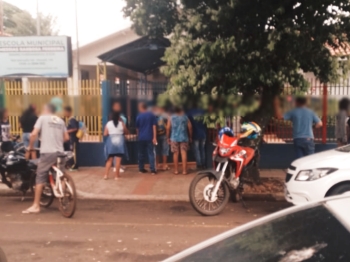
top-left (241, 122), bottom-right (261, 139)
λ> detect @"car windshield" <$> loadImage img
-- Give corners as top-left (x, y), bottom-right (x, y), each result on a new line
top-left (179, 205), bottom-right (350, 262)
top-left (336, 145), bottom-right (350, 152)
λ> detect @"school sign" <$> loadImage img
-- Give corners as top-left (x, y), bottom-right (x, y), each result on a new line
top-left (0, 36), bottom-right (72, 78)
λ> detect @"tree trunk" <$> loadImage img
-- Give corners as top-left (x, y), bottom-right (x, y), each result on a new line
top-left (240, 86), bottom-right (279, 184)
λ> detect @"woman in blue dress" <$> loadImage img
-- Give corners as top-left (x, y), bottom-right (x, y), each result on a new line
top-left (103, 111), bottom-right (128, 180)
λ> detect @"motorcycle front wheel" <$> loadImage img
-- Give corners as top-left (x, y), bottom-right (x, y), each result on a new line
top-left (189, 173), bottom-right (230, 216)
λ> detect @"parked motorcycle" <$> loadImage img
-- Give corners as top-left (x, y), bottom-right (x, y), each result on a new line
top-left (189, 123), bottom-right (262, 216)
top-left (0, 137), bottom-right (73, 207)
top-left (0, 140), bottom-right (38, 200)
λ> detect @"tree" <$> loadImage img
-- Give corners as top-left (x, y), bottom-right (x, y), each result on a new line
top-left (124, 0), bottom-right (350, 125)
top-left (3, 1), bottom-right (58, 36)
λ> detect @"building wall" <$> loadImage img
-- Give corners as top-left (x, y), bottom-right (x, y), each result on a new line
top-left (76, 28), bottom-right (141, 66)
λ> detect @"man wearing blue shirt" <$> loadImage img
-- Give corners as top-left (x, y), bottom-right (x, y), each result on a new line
top-left (136, 102), bottom-right (157, 174)
top-left (275, 96), bottom-right (322, 159)
top-left (187, 108), bottom-right (207, 169)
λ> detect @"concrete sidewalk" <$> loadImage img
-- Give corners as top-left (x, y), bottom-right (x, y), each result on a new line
top-left (0, 167), bottom-right (286, 201)
top-left (73, 167), bottom-right (286, 201)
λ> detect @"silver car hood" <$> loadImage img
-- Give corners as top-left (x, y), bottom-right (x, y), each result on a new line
top-left (291, 149), bottom-right (350, 170)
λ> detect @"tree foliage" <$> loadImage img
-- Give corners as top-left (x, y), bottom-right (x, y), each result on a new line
top-left (124, 0), bottom-right (350, 121)
top-left (3, 1), bottom-right (58, 36)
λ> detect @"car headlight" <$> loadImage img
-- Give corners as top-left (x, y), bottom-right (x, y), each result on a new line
top-left (296, 168), bottom-right (338, 181)
top-left (219, 148), bottom-right (230, 155)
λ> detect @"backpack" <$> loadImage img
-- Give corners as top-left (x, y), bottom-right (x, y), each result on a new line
top-left (157, 116), bottom-right (167, 136)
top-left (76, 121), bottom-right (87, 140)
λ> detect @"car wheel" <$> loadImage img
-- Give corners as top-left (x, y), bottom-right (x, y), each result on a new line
top-left (328, 183), bottom-right (350, 196)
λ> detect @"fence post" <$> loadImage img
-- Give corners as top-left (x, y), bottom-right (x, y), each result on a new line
top-left (102, 80), bottom-right (111, 142)
top-left (322, 83), bottom-right (327, 144)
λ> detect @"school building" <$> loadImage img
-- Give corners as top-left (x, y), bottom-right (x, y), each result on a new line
top-left (1, 27), bottom-right (349, 168)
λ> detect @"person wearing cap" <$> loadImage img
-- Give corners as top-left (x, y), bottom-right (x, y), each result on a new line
top-left (50, 95), bottom-right (63, 116)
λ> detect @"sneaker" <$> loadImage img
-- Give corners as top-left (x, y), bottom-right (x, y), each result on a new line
top-left (69, 168), bottom-right (78, 172)
top-left (151, 171), bottom-right (157, 176)
top-left (119, 168), bottom-right (125, 173)
top-left (139, 169), bottom-right (148, 173)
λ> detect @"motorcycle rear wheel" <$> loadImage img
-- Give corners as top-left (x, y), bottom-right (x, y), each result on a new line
top-left (40, 184), bottom-right (55, 208)
top-left (30, 176), bottom-right (55, 208)
top-left (58, 172), bottom-right (77, 218)
top-left (189, 173), bottom-right (230, 216)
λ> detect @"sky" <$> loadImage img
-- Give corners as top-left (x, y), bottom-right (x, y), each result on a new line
top-left (5, 0), bottom-right (131, 46)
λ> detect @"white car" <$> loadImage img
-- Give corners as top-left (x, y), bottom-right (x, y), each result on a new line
top-left (285, 145), bottom-right (350, 205)
top-left (164, 196), bottom-right (350, 262)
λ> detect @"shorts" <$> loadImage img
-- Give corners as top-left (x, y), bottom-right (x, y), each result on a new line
top-left (36, 152), bottom-right (63, 185)
top-left (171, 141), bottom-right (189, 153)
top-left (156, 136), bottom-right (169, 156)
top-left (23, 132), bottom-right (39, 148)
top-left (108, 153), bottom-right (124, 158)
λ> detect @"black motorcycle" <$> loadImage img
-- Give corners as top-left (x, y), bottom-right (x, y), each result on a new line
top-left (0, 141), bottom-right (37, 200)
top-left (0, 139), bottom-right (55, 206)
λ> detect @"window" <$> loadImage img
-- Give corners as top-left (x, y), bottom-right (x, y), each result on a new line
top-left (180, 206), bottom-right (350, 262)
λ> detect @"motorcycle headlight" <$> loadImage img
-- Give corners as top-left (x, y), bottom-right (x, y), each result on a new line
top-left (296, 168), bottom-right (338, 181)
top-left (219, 148), bottom-right (230, 155)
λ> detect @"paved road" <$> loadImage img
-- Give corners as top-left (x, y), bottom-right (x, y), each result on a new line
top-left (0, 197), bottom-right (290, 262)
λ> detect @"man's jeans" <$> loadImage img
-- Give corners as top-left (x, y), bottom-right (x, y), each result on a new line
top-left (138, 140), bottom-right (156, 172)
top-left (294, 138), bottom-right (315, 159)
top-left (192, 139), bottom-right (206, 168)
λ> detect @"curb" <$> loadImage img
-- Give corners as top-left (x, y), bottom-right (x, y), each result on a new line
top-left (76, 190), bottom-right (286, 202)
top-left (0, 187), bottom-right (286, 202)
top-left (76, 190), bottom-right (190, 202)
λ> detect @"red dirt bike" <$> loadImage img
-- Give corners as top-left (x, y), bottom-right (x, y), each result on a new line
top-left (189, 123), bottom-right (261, 216)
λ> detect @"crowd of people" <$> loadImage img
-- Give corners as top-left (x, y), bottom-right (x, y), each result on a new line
top-left (103, 101), bottom-right (207, 179)
top-left (0, 100), bottom-right (81, 171)
top-left (4, 95), bottom-right (350, 181)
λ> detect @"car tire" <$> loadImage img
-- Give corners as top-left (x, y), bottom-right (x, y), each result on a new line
top-left (328, 183), bottom-right (350, 196)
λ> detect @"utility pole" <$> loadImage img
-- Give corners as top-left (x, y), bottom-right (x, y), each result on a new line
top-left (73, 0), bottom-right (80, 95)
top-left (0, 0), bottom-right (4, 36)
top-left (36, 0), bottom-right (41, 36)
top-left (75, 0), bottom-right (80, 70)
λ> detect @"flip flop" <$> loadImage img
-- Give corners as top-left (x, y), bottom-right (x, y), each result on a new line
top-left (22, 209), bottom-right (40, 214)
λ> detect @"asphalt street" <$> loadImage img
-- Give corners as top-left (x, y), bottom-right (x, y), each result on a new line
top-left (0, 197), bottom-right (290, 262)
